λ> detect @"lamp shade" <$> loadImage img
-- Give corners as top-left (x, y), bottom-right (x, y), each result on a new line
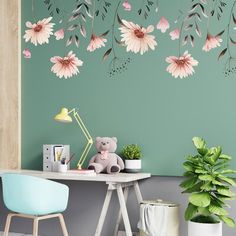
top-left (54, 108), bottom-right (72, 123)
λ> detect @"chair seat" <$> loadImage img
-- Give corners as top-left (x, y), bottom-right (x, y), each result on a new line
top-left (1, 173), bottom-right (69, 215)
top-left (1, 174), bottom-right (69, 236)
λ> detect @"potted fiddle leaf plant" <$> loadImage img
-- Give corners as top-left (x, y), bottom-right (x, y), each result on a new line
top-left (180, 137), bottom-right (236, 236)
top-left (122, 144), bottom-right (142, 173)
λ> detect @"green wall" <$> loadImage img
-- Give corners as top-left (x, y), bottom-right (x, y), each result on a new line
top-left (22, 0), bottom-right (236, 175)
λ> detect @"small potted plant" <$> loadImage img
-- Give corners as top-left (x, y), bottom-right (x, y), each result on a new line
top-left (122, 144), bottom-right (142, 173)
top-left (180, 137), bottom-right (236, 236)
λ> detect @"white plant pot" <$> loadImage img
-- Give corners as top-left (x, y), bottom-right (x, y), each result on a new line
top-left (125, 159), bottom-right (141, 173)
top-left (188, 221), bottom-right (222, 236)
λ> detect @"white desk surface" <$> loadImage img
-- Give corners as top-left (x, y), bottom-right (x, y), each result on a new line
top-left (0, 169), bottom-right (151, 183)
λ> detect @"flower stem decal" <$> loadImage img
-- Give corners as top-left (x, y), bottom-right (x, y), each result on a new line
top-left (137, 0), bottom-right (159, 20)
top-left (219, 0), bottom-right (236, 77)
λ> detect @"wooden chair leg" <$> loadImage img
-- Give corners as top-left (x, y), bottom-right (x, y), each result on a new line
top-left (3, 213), bottom-right (14, 236)
top-left (58, 214), bottom-right (69, 236)
top-left (33, 218), bottom-right (39, 236)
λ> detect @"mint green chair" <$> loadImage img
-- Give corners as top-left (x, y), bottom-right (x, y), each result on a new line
top-left (1, 173), bottom-right (69, 236)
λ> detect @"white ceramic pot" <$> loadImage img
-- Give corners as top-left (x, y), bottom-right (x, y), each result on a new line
top-left (188, 221), bottom-right (222, 236)
top-left (125, 159), bottom-right (141, 173)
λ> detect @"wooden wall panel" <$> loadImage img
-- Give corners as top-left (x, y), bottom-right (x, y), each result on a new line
top-left (0, 0), bottom-right (20, 169)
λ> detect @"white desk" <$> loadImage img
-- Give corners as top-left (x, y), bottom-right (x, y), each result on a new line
top-left (0, 169), bottom-right (151, 236)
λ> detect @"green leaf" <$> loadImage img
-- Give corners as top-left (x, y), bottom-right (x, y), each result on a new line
top-left (182, 182), bottom-right (203, 193)
top-left (221, 169), bottom-right (236, 174)
top-left (212, 179), bottom-right (225, 186)
top-left (218, 175), bottom-right (236, 186)
top-left (208, 204), bottom-right (228, 216)
top-left (189, 192), bottom-right (211, 207)
top-left (183, 161), bottom-right (194, 172)
top-left (198, 207), bottom-right (211, 216)
top-left (217, 187), bottom-right (236, 197)
top-left (183, 171), bottom-right (195, 177)
top-left (195, 169), bottom-right (207, 174)
top-left (180, 177), bottom-right (198, 189)
top-left (204, 155), bottom-right (215, 165)
top-left (217, 195), bottom-right (236, 201)
top-left (199, 175), bottom-right (214, 181)
top-left (185, 203), bottom-right (198, 221)
top-left (208, 146), bottom-right (222, 162)
top-left (219, 216), bottom-right (236, 227)
top-left (197, 147), bottom-right (208, 156)
top-left (200, 181), bottom-right (213, 191)
top-left (192, 137), bottom-right (206, 149)
top-left (214, 160), bottom-right (228, 170)
top-left (219, 154), bottom-right (232, 160)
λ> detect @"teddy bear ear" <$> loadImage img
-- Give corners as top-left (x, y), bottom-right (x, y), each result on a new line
top-left (96, 137), bottom-right (101, 142)
top-left (111, 137), bottom-right (117, 143)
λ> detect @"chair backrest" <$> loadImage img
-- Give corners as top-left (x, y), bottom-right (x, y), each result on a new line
top-left (1, 173), bottom-right (69, 215)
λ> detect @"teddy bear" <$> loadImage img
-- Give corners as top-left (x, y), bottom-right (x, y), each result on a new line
top-left (88, 137), bottom-right (124, 174)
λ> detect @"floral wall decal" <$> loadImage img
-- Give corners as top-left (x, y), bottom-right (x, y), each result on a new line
top-left (21, 0), bottom-right (236, 176)
top-left (156, 16), bottom-right (169, 33)
top-left (22, 48), bottom-right (31, 58)
top-left (50, 51), bottom-right (83, 79)
top-left (119, 20), bottom-right (157, 55)
top-left (22, 0), bottom-right (236, 79)
top-left (166, 51), bottom-right (199, 79)
top-left (23, 17), bottom-right (54, 46)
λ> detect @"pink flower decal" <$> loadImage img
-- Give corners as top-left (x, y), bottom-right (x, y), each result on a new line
top-left (156, 17), bottom-right (169, 33)
top-left (123, 0), bottom-right (131, 11)
top-left (87, 34), bottom-right (107, 52)
top-left (169, 29), bottom-right (180, 40)
top-left (54, 28), bottom-right (64, 40)
top-left (202, 33), bottom-right (222, 52)
top-left (50, 51), bottom-right (83, 79)
top-left (166, 51), bottom-right (198, 79)
top-left (119, 20), bottom-right (157, 55)
top-left (23, 49), bottom-right (31, 59)
top-left (23, 17), bottom-right (54, 46)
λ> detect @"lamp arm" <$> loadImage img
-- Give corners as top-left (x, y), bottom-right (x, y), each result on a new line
top-left (77, 141), bottom-right (93, 169)
top-left (70, 109), bottom-right (92, 142)
top-left (69, 109), bottom-right (93, 169)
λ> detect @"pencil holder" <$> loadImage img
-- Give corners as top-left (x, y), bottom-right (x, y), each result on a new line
top-left (58, 163), bottom-right (68, 173)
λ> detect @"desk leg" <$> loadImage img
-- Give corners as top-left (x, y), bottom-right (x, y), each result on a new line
top-left (113, 187), bottom-right (129, 236)
top-left (134, 181), bottom-right (143, 203)
top-left (95, 185), bottom-right (113, 236)
top-left (116, 184), bottom-right (132, 236)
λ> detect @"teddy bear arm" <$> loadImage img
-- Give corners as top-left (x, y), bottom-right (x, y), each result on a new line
top-left (88, 155), bottom-right (97, 164)
top-left (116, 155), bottom-right (125, 170)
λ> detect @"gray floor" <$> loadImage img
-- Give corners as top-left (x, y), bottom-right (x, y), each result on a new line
top-left (0, 233), bottom-right (32, 236)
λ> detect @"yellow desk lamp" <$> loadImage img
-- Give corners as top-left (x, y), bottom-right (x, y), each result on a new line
top-left (54, 107), bottom-right (93, 170)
